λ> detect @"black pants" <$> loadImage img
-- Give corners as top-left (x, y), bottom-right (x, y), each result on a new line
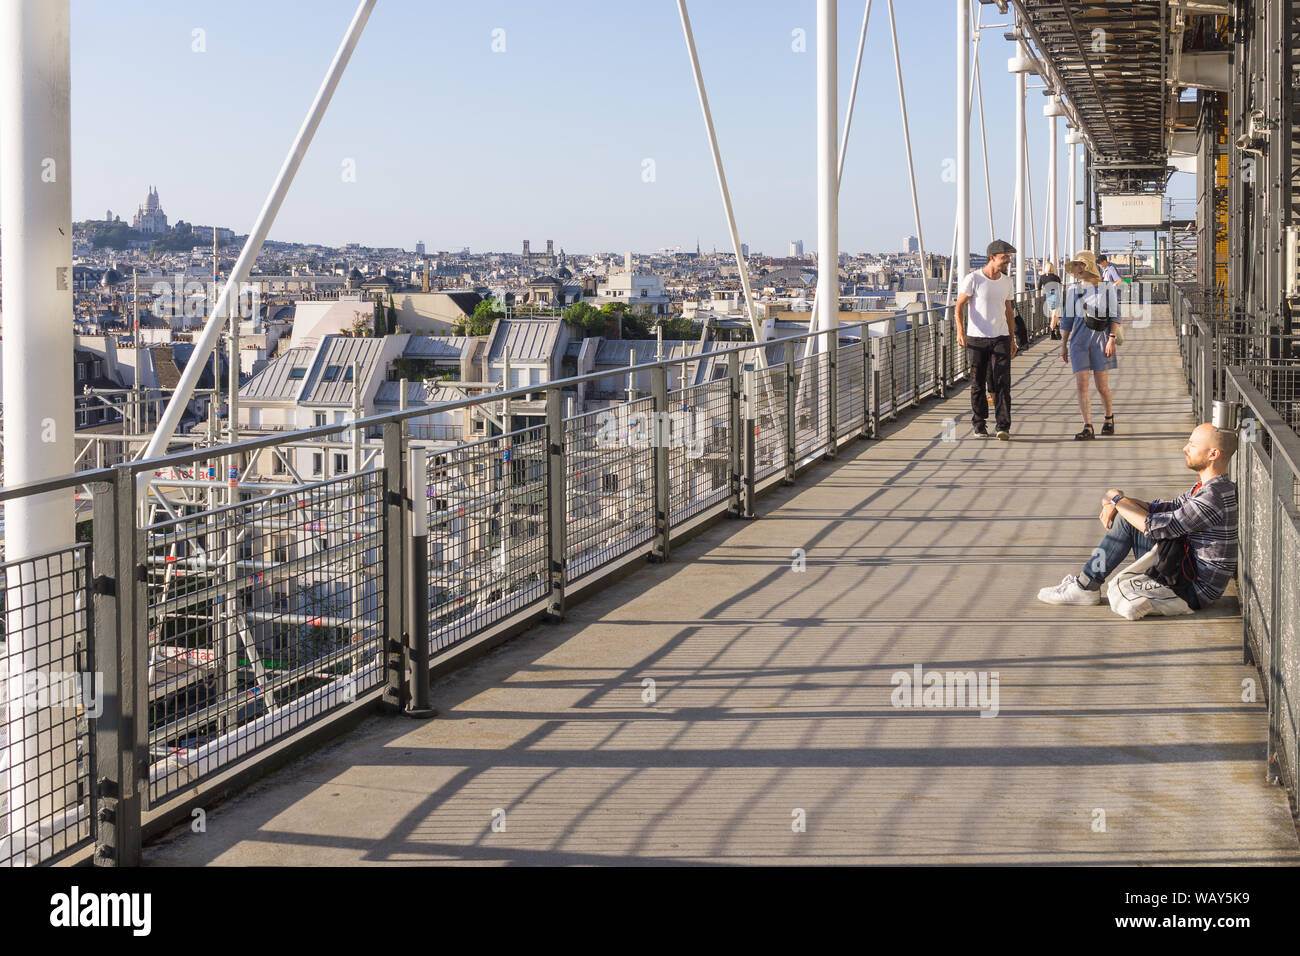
top-left (967, 335), bottom-right (1011, 431)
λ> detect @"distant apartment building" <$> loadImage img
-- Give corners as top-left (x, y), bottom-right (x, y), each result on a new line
top-left (590, 252), bottom-right (670, 315)
top-left (903, 235), bottom-right (919, 254)
top-left (788, 240), bottom-right (804, 257)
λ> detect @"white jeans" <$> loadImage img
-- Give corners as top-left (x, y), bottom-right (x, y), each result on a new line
top-left (1107, 546), bottom-right (1195, 621)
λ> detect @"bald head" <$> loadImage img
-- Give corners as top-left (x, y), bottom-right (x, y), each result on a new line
top-left (1185, 423), bottom-right (1236, 474)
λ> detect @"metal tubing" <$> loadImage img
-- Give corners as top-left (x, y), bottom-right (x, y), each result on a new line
top-left (139, 0), bottom-right (377, 471)
top-left (650, 366), bottom-right (671, 561)
top-left (405, 446), bottom-right (433, 717)
top-left (816, 0), bottom-right (840, 350)
top-left (545, 389), bottom-right (566, 619)
top-left (784, 354), bottom-right (797, 483)
top-left (92, 467), bottom-right (144, 866)
top-left (956, 0), bottom-right (970, 281)
top-left (381, 421), bottom-right (407, 711)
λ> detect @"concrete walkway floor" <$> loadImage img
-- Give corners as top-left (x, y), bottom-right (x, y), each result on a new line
top-left (147, 308), bottom-right (1300, 865)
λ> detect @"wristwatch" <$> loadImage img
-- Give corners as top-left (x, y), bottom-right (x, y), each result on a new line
top-left (1109, 492), bottom-right (1124, 506)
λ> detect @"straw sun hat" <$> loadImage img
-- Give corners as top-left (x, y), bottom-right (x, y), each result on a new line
top-left (1065, 249), bottom-right (1102, 282)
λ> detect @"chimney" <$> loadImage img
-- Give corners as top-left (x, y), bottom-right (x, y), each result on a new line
top-left (624, 251), bottom-right (633, 274)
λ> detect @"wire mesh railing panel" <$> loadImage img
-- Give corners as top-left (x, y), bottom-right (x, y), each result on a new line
top-left (837, 343), bottom-right (865, 436)
top-left (793, 351), bottom-right (829, 461)
top-left (668, 379), bottom-right (733, 525)
top-left (893, 328), bottom-right (914, 407)
top-left (565, 398), bottom-right (656, 580)
top-left (916, 323), bottom-right (936, 397)
top-left (427, 426), bottom-right (549, 654)
top-left (144, 471), bottom-right (386, 802)
top-left (0, 543), bottom-right (93, 866)
top-left (753, 366), bottom-right (788, 482)
top-left (1244, 445), bottom-right (1273, 682)
top-left (869, 337), bottom-right (892, 418)
top-left (1278, 515), bottom-right (1300, 799)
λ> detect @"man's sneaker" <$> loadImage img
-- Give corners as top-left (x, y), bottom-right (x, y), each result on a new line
top-left (973, 425), bottom-right (989, 438)
top-left (1037, 574), bottom-right (1101, 606)
top-left (996, 429), bottom-right (1010, 441)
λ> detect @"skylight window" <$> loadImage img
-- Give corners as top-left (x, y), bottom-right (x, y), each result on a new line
top-left (288, 368), bottom-right (306, 380)
top-left (322, 365), bottom-right (340, 381)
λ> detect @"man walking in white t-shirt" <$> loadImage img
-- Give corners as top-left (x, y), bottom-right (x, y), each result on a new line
top-left (955, 239), bottom-right (1017, 439)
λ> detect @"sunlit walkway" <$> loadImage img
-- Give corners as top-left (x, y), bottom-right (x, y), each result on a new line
top-left (147, 307), bottom-right (1300, 865)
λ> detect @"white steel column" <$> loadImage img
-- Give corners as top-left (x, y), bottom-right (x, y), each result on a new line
top-left (1014, 56), bottom-right (1027, 293)
top-left (139, 0), bottom-right (376, 473)
top-left (1048, 113), bottom-right (1059, 269)
top-left (816, 0), bottom-right (838, 349)
top-left (1067, 134), bottom-right (1079, 256)
top-left (676, 0), bottom-right (763, 346)
top-left (0, 0), bottom-right (75, 856)
top-left (956, 0), bottom-right (970, 282)
top-left (887, 0), bottom-right (932, 311)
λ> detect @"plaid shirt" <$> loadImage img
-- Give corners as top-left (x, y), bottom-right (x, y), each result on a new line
top-left (1143, 475), bottom-right (1238, 608)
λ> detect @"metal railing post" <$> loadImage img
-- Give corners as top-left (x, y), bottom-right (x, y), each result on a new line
top-left (784, 352), bottom-right (796, 483)
top-left (910, 324), bottom-right (919, 406)
top-left (727, 351), bottom-right (743, 517)
top-left (742, 366), bottom-right (757, 518)
top-left (826, 331), bottom-right (838, 458)
top-left (1198, 323), bottom-right (1213, 422)
top-left (650, 365), bottom-right (671, 561)
top-left (1268, 442), bottom-right (1288, 783)
top-left (545, 388), bottom-right (567, 619)
top-left (405, 445), bottom-right (434, 717)
top-left (91, 465), bottom-right (144, 866)
top-left (380, 420), bottom-right (408, 712)
top-left (861, 334), bottom-right (872, 439)
top-left (931, 317), bottom-right (941, 396)
top-left (888, 335), bottom-right (898, 419)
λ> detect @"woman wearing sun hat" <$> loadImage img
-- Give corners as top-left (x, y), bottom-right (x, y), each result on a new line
top-left (1059, 250), bottom-right (1120, 440)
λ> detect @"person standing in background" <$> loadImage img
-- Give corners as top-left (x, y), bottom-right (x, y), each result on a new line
top-left (955, 239), bottom-right (1017, 440)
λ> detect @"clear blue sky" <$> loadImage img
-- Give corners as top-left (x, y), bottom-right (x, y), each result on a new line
top-left (68, 0), bottom-right (1191, 255)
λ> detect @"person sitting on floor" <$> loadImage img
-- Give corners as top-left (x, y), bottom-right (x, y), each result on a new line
top-left (1036, 423), bottom-right (1238, 620)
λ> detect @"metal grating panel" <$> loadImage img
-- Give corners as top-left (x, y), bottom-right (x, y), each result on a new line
top-left (0, 543), bottom-right (94, 866)
top-left (668, 379), bottom-right (733, 525)
top-left (1247, 446), bottom-right (1273, 683)
top-left (1279, 515), bottom-right (1300, 797)
top-left (145, 471), bottom-right (386, 803)
top-left (427, 426), bottom-right (549, 653)
top-left (565, 399), bottom-right (656, 580)
top-left (837, 343), bottom-right (866, 436)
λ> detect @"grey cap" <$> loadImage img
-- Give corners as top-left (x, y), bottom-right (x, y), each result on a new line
top-left (986, 239), bottom-right (1016, 257)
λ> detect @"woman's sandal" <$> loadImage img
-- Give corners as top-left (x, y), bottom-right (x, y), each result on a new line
top-left (1101, 414), bottom-right (1115, 436)
top-left (1075, 423), bottom-right (1096, 441)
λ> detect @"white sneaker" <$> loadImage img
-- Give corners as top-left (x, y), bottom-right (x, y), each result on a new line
top-left (1037, 573), bottom-right (1101, 606)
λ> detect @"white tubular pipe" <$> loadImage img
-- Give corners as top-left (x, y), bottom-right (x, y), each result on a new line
top-left (973, 18), bottom-right (994, 241)
top-left (138, 0), bottom-right (376, 476)
top-left (675, 0), bottom-right (763, 348)
top-left (956, 0), bottom-right (970, 280)
top-left (1, 0), bottom-right (75, 854)
top-left (887, 0), bottom-right (932, 312)
top-left (1014, 47), bottom-right (1026, 294)
top-left (816, 0), bottom-right (838, 350)
top-left (1067, 139), bottom-right (1077, 257)
top-left (1048, 113), bottom-right (1059, 269)
top-left (836, 0), bottom-right (873, 188)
